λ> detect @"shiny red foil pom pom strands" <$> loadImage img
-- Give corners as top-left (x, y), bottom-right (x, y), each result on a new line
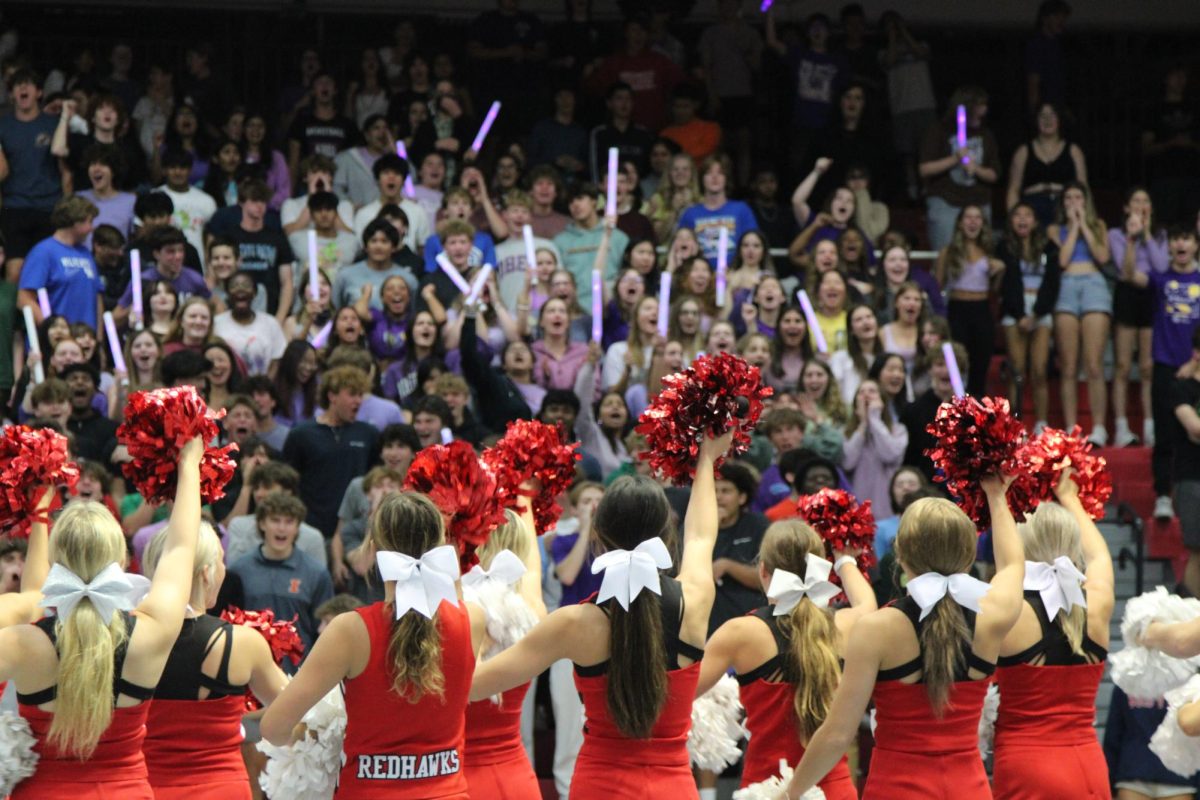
top-left (117, 386), bottom-right (238, 504)
top-left (798, 488), bottom-right (877, 573)
top-left (1015, 426), bottom-right (1113, 520)
top-left (220, 607), bottom-right (304, 711)
top-left (636, 352), bottom-right (772, 485)
top-left (0, 426), bottom-right (79, 538)
top-left (482, 419), bottom-right (581, 536)
top-left (403, 440), bottom-right (508, 570)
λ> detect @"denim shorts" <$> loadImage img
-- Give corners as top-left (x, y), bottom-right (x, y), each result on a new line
top-left (1001, 292), bottom-right (1054, 328)
top-left (1054, 271), bottom-right (1112, 317)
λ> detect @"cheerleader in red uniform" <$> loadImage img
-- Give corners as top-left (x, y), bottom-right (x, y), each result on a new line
top-left (468, 430), bottom-right (735, 800)
top-left (782, 475), bottom-right (1025, 800)
top-left (696, 519), bottom-right (875, 799)
top-left (139, 521), bottom-right (290, 800)
top-left (463, 506), bottom-right (547, 800)
top-left (0, 437), bottom-right (205, 800)
top-left (992, 469), bottom-right (1114, 799)
top-left (261, 491), bottom-right (487, 799)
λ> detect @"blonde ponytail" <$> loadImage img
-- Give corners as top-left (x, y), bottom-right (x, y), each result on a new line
top-left (1019, 501), bottom-right (1087, 658)
top-left (780, 598), bottom-right (839, 739)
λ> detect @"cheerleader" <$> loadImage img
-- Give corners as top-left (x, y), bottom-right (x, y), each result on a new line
top-left (139, 521), bottom-right (290, 800)
top-left (463, 506), bottom-right (547, 799)
top-left (696, 519), bottom-right (875, 799)
top-left (992, 468), bottom-right (1115, 799)
top-left (261, 491), bottom-right (486, 798)
top-left (0, 437), bottom-right (204, 800)
top-left (783, 475), bottom-right (1024, 800)
top-left (469, 430), bottom-right (736, 799)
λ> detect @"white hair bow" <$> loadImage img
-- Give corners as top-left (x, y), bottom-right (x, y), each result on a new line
top-left (1024, 557), bottom-right (1087, 621)
top-left (376, 545), bottom-right (461, 619)
top-left (462, 550), bottom-right (526, 589)
top-left (39, 563), bottom-right (137, 624)
top-left (768, 553), bottom-right (841, 615)
top-left (907, 571), bottom-right (992, 622)
top-left (591, 538), bottom-right (672, 611)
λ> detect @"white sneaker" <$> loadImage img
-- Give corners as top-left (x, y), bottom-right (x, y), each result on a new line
top-left (1033, 420), bottom-right (1049, 437)
top-left (1155, 495), bottom-right (1175, 520)
top-left (1144, 419), bottom-right (1156, 448)
top-left (1114, 418), bottom-right (1139, 448)
top-left (1089, 425), bottom-right (1109, 448)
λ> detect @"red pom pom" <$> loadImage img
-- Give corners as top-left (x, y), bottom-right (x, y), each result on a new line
top-left (0, 426), bottom-right (79, 538)
top-left (220, 606), bottom-right (305, 711)
top-left (482, 419), bottom-right (581, 536)
top-left (924, 396), bottom-right (1028, 528)
top-left (117, 386), bottom-right (238, 505)
top-left (1014, 426), bottom-right (1113, 520)
top-left (797, 488), bottom-right (877, 574)
top-left (635, 352), bottom-right (772, 485)
top-left (403, 440), bottom-right (509, 570)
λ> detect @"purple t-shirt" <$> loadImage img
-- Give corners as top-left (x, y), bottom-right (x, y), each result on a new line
top-left (550, 528), bottom-right (603, 606)
top-left (1150, 268), bottom-right (1200, 367)
top-left (117, 266), bottom-right (211, 308)
top-left (367, 307), bottom-right (410, 361)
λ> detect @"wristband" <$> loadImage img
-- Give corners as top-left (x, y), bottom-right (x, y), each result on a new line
top-left (833, 555), bottom-right (857, 574)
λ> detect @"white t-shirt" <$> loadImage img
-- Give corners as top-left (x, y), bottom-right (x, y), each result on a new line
top-left (495, 235), bottom-right (560, 312)
top-left (280, 195), bottom-right (356, 232)
top-left (352, 198), bottom-right (430, 252)
top-left (287, 229), bottom-right (360, 278)
top-left (157, 185), bottom-right (216, 268)
top-left (213, 311), bottom-right (288, 376)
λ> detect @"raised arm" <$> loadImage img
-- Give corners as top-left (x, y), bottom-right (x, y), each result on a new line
top-left (1053, 468), bottom-right (1114, 644)
top-left (1006, 146), bottom-right (1027, 212)
top-left (0, 486), bottom-right (55, 628)
top-left (976, 475), bottom-right (1025, 647)
top-left (791, 159), bottom-right (830, 226)
top-left (832, 546), bottom-right (877, 632)
top-left (677, 430), bottom-right (736, 597)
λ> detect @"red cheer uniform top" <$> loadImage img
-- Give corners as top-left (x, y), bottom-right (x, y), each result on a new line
top-left (463, 683), bottom-right (537, 799)
top-left (570, 577), bottom-right (703, 800)
top-left (863, 596), bottom-right (994, 800)
top-left (143, 615), bottom-right (252, 800)
top-left (992, 589), bottom-right (1110, 800)
top-left (736, 607), bottom-right (856, 799)
top-left (13, 612), bottom-right (157, 800)
top-left (337, 599), bottom-right (474, 800)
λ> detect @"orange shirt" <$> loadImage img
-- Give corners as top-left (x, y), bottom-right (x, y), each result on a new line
top-left (765, 496), bottom-right (802, 522)
top-left (661, 119), bottom-right (722, 163)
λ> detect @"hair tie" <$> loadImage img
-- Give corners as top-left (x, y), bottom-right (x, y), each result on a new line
top-left (591, 537), bottom-right (672, 611)
top-left (376, 545), bottom-right (461, 619)
top-left (906, 571), bottom-right (992, 622)
top-left (461, 549), bottom-right (526, 590)
top-left (1024, 557), bottom-right (1087, 620)
top-left (768, 553), bottom-right (840, 615)
top-left (39, 562), bottom-right (136, 624)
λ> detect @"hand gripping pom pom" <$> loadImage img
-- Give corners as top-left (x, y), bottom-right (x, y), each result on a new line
top-left (797, 488), bottom-right (877, 574)
top-left (257, 686), bottom-right (346, 800)
top-left (1110, 587), bottom-right (1200, 701)
top-left (117, 386), bottom-right (238, 505)
top-left (636, 352), bottom-right (772, 485)
top-left (221, 607), bottom-right (305, 711)
top-left (688, 674), bottom-right (747, 771)
top-left (0, 426), bottom-right (79, 538)
top-left (924, 395), bottom-right (1027, 527)
top-left (732, 760), bottom-right (826, 800)
top-left (404, 440), bottom-right (509, 570)
top-left (0, 710), bottom-right (38, 796)
top-left (481, 419), bottom-right (580, 535)
top-left (1150, 674), bottom-right (1200, 777)
top-left (1013, 426), bottom-right (1113, 520)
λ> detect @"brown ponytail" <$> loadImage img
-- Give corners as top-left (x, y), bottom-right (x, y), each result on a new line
top-left (917, 596), bottom-right (973, 713)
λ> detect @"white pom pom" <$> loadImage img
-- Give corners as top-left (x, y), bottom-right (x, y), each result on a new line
top-left (978, 683), bottom-right (1000, 757)
top-left (732, 759), bottom-right (826, 800)
top-left (257, 686), bottom-right (347, 800)
top-left (0, 710), bottom-right (38, 796)
top-left (1150, 674), bottom-right (1200, 777)
top-left (688, 674), bottom-right (747, 772)
top-left (471, 581), bottom-right (538, 660)
top-left (1112, 587), bottom-right (1200, 701)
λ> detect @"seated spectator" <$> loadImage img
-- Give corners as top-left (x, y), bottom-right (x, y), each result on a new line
top-left (873, 466), bottom-right (928, 558)
top-left (287, 191), bottom-right (358, 276)
top-left (77, 145), bottom-right (135, 244)
top-left (901, 340), bottom-right (964, 479)
top-left (429, 372), bottom-right (489, 445)
top-left (244, 111), bottom-right (291, 210)
top-left (156, 148), bottom-right (216, 266)
top-left (115, 225), bottom-right (209, 328)
top-left (17, 196), bottom-right (102, 329)
top-left (494, 189), bottom-right (561, 311)
top-left (30, 377), bottom-right (72, 429)
top-left (586, 20), bottom-right (684, 135)
top-left (659, 84), bottom-right (721, 164)
top-left (609, 160), bottom-right (655, 245)
top-left (332, 465), bottom-right (404, 603)
top-left (333, 219), bottom-right (418, 311)
top-left (676, 154), bottom-right (757, 266)
top-left (63, 91), bottom-right (148, 191)
top-left (753, 406), bottom-right (807, 512)
top-left (410, 394), bottom-right (452, 449)
top-left (61, 362), bottom-right (118, 470)
top-left (709, 459), bottom-right (769, 634)
top-left (281, 154), bottom-right (356, 237)
top-left (351, 153), bottom-right (430, 251)
top-left (92, 224), bottom-right (128, 311)
top-left (554, 183), bottom-right (628, 308)
top-left (765, 450), bottom-right (839, 521)
top-left (333, 113), bottom-right (397, 208)
top-left (412, 151), bottom-right (448, 224)
top-left (286, 71), bottom-right (359, 181)
top-left (240, 375), bottom-right (291, 451)
top-left (213, 271), bottom-right (287, 376)
top-left (411, 78), bottom-right (475, 186)
top-left (422, 191), bottom-right (498, 277)
top-left (527, 87), bottom-right (588, 183)
top-left (526, 164), bottom-right (570, 240)
top-left (224, 461), bottom-right (327, 567)
top-left (228, 179), bottom-right (296, 325)
top-left (325, 345), bottom-right (403, 431)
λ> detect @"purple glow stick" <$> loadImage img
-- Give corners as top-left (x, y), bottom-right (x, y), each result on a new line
top-left (796, 289), bottom-right (828, 354)
top-left (522, 225), bottom-right (538, 286)
top-left (36, 288), bottom-right (51, 318)
top-left (130, 249), bottom-right (143, 329)
top-left (103, 312), bottom-right (126, 374)
top-left (466, 264), bottom-right (493, 305)
top-left (396, 141), bottom-right (416, 197)
top-left (470, 101), bottom-right (502, 153)
top-left (657, 272), bottom-right (671, 338)
top-left (395, 141), bottom-right (408, 160)
top-left (436, 253), bottom-right (472, 295)
top-left (942, 342), bottom-right (966, 397)
top-left (715, 227), bottom-right (729, 308)
top-left (307, 230), bottom-right (320, 300)
top-left (440, 427), bottom-right (454, 445)
top-left (591, 272), bottom-right (603, 343)
top-left (956, 104), bottom-right (968, 164)
top-left (760, 0), bottom-right (773, 10)
top-left (310, 320), bottom-right (333, 350)
top-left (605, 148), bottom-right (619, 219)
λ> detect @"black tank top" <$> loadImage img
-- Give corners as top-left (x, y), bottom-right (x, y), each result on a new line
top-left (876, 596), bottom-right (996, 682)
top-left (154, 615), bottom-right (249, 700)
top-left (575, 576), bottom-right (705, 676)
top-left (1022, 139), bottom-right (1076, 189)
top-left (997, 590), bottom-right (1107, 667)
top-left (736, 606), bottom-right (798, 686)
top-left (17, 612), bottom-right (157, 705)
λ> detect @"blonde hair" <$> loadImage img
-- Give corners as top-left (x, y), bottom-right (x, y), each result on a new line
top-left (476, 509), bottom-right (533, 587)
top-left (46, 502), bottom-right (130, 758)
top-left (143, 521), bottom-right (223, 600)
top-left (759, 519), bottom-right (840, 740)
top-left (1018, 502), bottom-right (1087, 657)
top-left (894, 497), bottom-right (978, 715)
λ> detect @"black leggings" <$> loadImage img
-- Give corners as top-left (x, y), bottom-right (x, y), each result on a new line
top-left (948, 299), bottom-right (995, 397)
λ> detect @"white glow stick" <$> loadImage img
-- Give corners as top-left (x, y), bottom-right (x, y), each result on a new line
top-left (470, 101), bottom-right (501, 153)
top-left (440, 427), bottom-right (454, 445)
top-left (942, 342), bottom-right (966, 397)
top-left (436, 253), bottom-right (472, 295)
top-left (310, 320), bottom-right (333, 350)
top-left (956, 105), bottom-right (968, 164)
top-left (307, 230), bottom-right (320, 300)
top-left (715, 227), bottom-right (729, 308)
top-left (522, 225), bottom-right (538, 286)
top-left (591, 272), bottom-right (603, 342)
top-left (130, 249), bottom-right (143, 330)
top-left (103, 311), bottom-right (126, 374)
top-left (796, 289), bottom-right (828, 354)
top-left (36, 288), bottom-right (51, 318)
top-left (22, 306), bottom-right (44, 384)
top-left (605, 147), bottom-right (619, 219)
top-left (657, 272), bottom-right (671, 338)
top-left (466, 264), bottom-right (493, 305)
